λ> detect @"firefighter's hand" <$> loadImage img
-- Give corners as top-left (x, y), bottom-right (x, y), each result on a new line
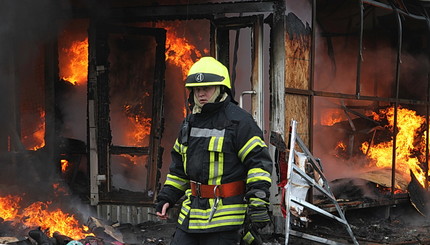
top-left (248, 206), bottom-right (271, 229)
top-left (155, 201), bottom-right (170, 220)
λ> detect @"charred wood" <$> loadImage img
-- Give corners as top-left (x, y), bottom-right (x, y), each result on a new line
top-left (28, 228), bottom-right (55, 245)
top-left (87, 216), bottom-right (124, 244)
top-left (0, 237), bottom-right (33, 245)
top-left (53, 232), bottom-right (72, 245)
top-left (407, 170), bottom-right (430, 217)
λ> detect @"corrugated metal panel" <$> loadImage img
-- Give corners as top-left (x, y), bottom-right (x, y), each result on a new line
top-left (96, 204), bottom-right (159, 224)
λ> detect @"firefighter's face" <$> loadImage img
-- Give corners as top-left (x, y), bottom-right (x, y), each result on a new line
top-left (193, 86), bottom-right (217, 105)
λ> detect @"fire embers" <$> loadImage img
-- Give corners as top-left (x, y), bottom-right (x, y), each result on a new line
top-left (310, 103), bottom-right (430, 213)
top-left (321, 105), bottom-right (429, 190)
top-left (360, 106), bottom-right (427, 187)
top-left (0, 194), bottom-right (92, 241)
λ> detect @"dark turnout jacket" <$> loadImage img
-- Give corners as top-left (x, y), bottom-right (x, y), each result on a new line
top-left (156, 96), bottom-right (273, 233)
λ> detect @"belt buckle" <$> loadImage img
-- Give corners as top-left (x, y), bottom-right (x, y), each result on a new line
top-left (192, 180), bottom-right (202, 197)
top-left (196, 182), bottom-right (202, 197)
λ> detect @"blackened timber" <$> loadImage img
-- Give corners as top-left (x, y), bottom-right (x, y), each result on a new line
top-left (269, 0), bottom-right (286, 158)
top-left (285, 87), bottom-right (430, 106)
top-left (363, 0), bottom-right (430, 21)
top-left (356, 0), bottom-right (364, 98)
top-left (72, 2), bottom-right (275, 20)
top-left (147, 25), bottom-right (166, 199)
top-left (392, 9), bottom-right (403, 197)
top-left (110, 146), bottom-right (149, 155)
top-left (408, 171), bottom-right (430, 216)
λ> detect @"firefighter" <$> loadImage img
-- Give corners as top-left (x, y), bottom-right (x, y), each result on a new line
top-left (155, 56), bottom-right (273, 245)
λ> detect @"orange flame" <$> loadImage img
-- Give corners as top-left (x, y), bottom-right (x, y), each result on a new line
top-left (0, 195), bottom-right (92, 240)
top-left (123, 104), bottom-right (152, 147)
top-left (52, 183), bottom-right (69, 197)
top-left (23, 109), bottom-right (46, 151)
top-left (60, 159), bottom-right (70, 173)
top-left (336, 141), bottom-right (347, 151)
top-left (361, 106), bottom-right (427, 186)
top-left (0, 195), bottom-right (21, 220)
top-left (60, 38), bottom-right (89, 85)
top-left (320, 109), bottom-right (345, 126)
top-left (22, 201), bottom-right (92, 240)
top-left (157, 23), bottom-right (209, 118)
top-left (162, 25), bottom-right (207, 79)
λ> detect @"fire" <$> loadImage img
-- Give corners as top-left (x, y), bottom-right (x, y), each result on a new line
top-left (123, 104), bottom-right (152, 146)
top-left (157, 23), bottom-right (209, 118)
top-left (360, 106), bottom-right (427, 186)
top-left (0, 195), bottom-right (92, 240)
top-left (23, 108), bottom-right (46, 150)
top-left (0, 195), bottom-right (21, 220)
top-left (336, 141), bottom-right (347, 151)
top-left (161, 25), bottom-right (207, 79)
top-left (53, 183), bottom-right (69, 197)
top-left (60, 159), bottom-right (70, 172)
top-left (22, 201), bottom-right (92, 240)
top-left (59, 38), bottom-right (89, 85)
top-left (320, 108), bottom-right (345, 126)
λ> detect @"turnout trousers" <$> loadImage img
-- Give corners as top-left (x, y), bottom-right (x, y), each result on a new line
top-left (170, 227), bottom-right (241, 245)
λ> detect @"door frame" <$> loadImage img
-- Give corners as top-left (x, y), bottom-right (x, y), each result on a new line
top-left (88, 22), bottom-right (166, 205)
top-left (211, 15), bottom-right (265, 130)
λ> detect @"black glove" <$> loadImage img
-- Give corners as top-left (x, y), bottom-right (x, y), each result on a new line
top-left (241, 215), bottom-right (264, 245)
top-left (155, 200), bottom-right (169, 213)
top-left (242, 226), bottom-right (263, 245)
top-left (248, 206), bottom-right (271, 229)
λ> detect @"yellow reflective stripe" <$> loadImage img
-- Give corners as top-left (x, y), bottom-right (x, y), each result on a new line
top-left (208, 136), bottom-right (224, 152)
top-left (208, 152), bottom-right (224, 185)
top-left (217, 153), bottom-right (224, 185)
top-left (208, 151), bottom-right (216, 184)
top-left (178, 205), bottom-right (189, 224)
top-left (189, 202), bottom-right (247, 220)
top-left (249, 197), bottom-right (269, 207)
top-left (164, 174), bottom-right (189, 191)
top-left (243, 231), bottom-right (255, 244)
top-left (238, 136), bottom-right (267, 162)
top-left (178, 190), bottom-right (192, 225)
top-left (173, 139), bottom-right (181, 153)
top-left (247, 168), bottom-right (271, 184)
top-left (183, 150), bottom-right (188, 174)
top-left (173, 139), bottom-right (188, 174)
top-left (188, 214), bottom-right (246, 229)
top-left (209, 137), bottom-right (224, 185)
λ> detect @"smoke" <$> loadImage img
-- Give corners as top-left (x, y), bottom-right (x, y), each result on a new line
top-left (0, 0), bottom-right (93, 227)
top-left (312, 15), bottom-right (430, 184)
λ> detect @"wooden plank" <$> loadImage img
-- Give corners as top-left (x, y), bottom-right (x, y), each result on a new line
top-left (285, 13), bottom-right (311, 90)
top-left (284, 12), bottom-right (312, 147)
top-left (285, 94), bottom-right (309, 147)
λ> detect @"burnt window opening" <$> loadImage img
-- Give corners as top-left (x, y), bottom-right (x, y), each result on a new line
top-left (87, 23), bottom-right (166, 204)
top-left (309, 0), bottom-right (430, 201)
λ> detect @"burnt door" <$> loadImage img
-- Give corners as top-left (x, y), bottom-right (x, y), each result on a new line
top-left (211, 15), bottom-right (265, 131)
top-left (88, 23), bottom-right (166, 205)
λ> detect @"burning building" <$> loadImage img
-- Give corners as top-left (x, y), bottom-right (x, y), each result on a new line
top-left (1, 0), bottom-right (430, 243)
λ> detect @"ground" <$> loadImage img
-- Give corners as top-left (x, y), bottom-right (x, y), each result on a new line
top-left (114, 201), bottom-right (430, 245)
top-left (278, 201), bottom-right (430, 245)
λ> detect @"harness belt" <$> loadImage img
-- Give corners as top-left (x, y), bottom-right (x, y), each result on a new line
top-left (190, 180), bottom-right (245, 198)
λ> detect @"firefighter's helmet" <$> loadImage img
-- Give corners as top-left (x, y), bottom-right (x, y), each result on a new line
top-left (185, 57), bottom-right (231, 89)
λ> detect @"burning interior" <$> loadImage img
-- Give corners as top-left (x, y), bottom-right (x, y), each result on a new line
top-left (310, 0), bottom-right (430, 211)
top-left (1, 0), bottom-right (430, 244)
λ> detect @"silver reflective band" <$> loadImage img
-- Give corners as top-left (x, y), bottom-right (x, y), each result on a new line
top-left (190, 128), bottom-right (225, 137)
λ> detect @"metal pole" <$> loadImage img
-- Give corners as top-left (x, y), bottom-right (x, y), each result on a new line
top-left (391, 8), bottom-right (402, 197)
top-left (284, 120), bottom-right (297, 245)
top-left (356, 0), bottom-right (364, 99)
